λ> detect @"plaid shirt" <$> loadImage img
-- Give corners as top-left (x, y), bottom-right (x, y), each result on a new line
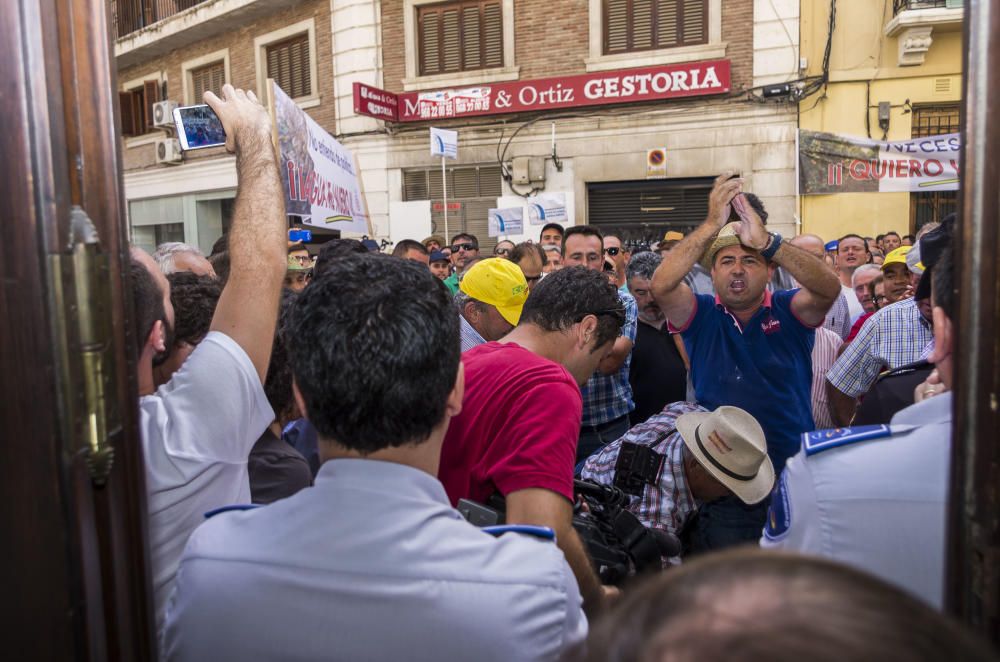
top-left (459, 315), bottom-right (486, 353)
top-left (826, 298), bottom-right (933, 398)
top-left (580, 401), bottom-right (703, 562)
top-left (580, 290), bottom-right (638, 426)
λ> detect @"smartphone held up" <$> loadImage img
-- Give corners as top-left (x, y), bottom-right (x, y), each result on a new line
top-left (173, 104), bottom-right (227, 150)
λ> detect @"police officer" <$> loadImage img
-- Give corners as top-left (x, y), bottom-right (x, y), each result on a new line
top-left (761, 235), bottom-right (957, 610)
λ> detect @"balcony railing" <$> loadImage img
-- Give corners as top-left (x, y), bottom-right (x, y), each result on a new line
top-left (893, 0), bottom-right (949, 15)
top-left (111, 0), bottom-right (210, 39)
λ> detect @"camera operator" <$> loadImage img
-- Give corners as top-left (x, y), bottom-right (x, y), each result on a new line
top-left (580, 402), bottom-right (774, 561)
top-left (439, 267), bottom-right (625, 614)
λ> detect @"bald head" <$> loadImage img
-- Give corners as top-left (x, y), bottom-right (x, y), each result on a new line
top-left (789, 234), bottom-right (826, 260)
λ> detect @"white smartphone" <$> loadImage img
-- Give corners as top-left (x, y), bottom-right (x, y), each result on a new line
top-left (172, 104), bottom-right (226, 150)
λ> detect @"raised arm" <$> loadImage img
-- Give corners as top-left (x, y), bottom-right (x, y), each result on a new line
top-left (651, 173), bottom-right (741, 327)
top-left (205, 85), bottom-right (287, 382)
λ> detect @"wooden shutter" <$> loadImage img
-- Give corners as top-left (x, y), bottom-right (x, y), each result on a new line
top-left (418, 1), bottom-right (503, 76)
top-left (143, 79), bottom-right (160, 131)
top-left (190, 61), bottom-right (225, 103)
top-left (604, 0), bottom-right (705, 54)
top-left (267, 33), bottom-right (311, 99)
top-left (118, 91), bottom-right (137, 137)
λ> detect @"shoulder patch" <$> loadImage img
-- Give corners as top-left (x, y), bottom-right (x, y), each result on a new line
top-left (482, 525), bottom-right (556, 542)
top-left (802, 425), bottom-right (893, 456)
top-left (763, 471), bottom-right (792, 541)
top-left (204, 504), bottom-right (260, 519)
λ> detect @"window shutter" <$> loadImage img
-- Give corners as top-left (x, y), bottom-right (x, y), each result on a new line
top-left (656, 0), bottom-right (679, 48)
top-left (632, 0), bottom-right (654, 50)
top-left (119, 91), bottom-right (137, 137)
top-left (403, 170), bottom-right (428, 200)
top-left (462, 6), bottom-right (481, 70)
top-left (143, 80), bottom-right (160, 131)
top-left (418, 1), bottom-right (503, 76)
top-left (267, 33), bottom-right (311, 99)
top-left (483, 3), bottom-right (502, 67)
top-left (680, 0), bottom-right (706, 45)
top-left (191, 61), bottom-right (225, 103)
top-left (605, 0), bottom-right (629, 54)
top-left (419, 11), bottom-right (441, 75)
top-left (441, 7), bottom-right (462, 73)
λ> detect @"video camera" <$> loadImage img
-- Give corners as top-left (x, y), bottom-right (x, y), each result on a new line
top-left (458, 479), bottom-right (679, 586)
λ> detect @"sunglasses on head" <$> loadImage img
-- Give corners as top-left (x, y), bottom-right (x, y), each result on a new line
top-left (494, 247), bottom-right (512, 256)
top-left (603, 247), bottom-right (621, 256)
top-left (576, 304), bottom-right (627, 327)
top-left (451, 243), bottom-right (478, 252)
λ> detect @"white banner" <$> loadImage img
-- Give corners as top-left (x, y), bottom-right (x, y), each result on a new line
top-left (488, 207), bottom-right (524, 237)
top-left (271, 82), bottom-right (369, 232)
top-left (526, 192), bottom-right (567, 225)
top-left (430, 127), bottom-right (458, 159)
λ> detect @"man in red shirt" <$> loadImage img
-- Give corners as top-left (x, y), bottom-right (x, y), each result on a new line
top-left (439, 266), bottom-right (625, 616)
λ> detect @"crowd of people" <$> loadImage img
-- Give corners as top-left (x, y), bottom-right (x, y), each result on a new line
top-left (128, 86), bottom-right (992, 660)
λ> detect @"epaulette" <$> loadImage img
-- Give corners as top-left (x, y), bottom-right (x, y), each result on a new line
top-left (482, 525), bottom-right (556, 542)
top-left (801, 425), bottom-right (894, 456)
top-left (204, 504), bottom-right (261, 519)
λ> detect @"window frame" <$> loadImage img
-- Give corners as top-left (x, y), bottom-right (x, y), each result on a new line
top-left (585, 0), bottom-right (724, 72)
top-left (254, 19), bottom-right (320, 109)
top-left (416, 0), bottom-right (505, 77)
top-left (601, 0), bottom-right (709, 56)
top-left (403, 0), bottom-right (518, 91)
top-left (908, 103), bottom-right (960, 232)
top-left (181, 49), bottom-right (231, 106)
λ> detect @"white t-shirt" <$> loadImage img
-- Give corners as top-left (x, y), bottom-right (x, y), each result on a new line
top-left (140, 331), bottom-right (272, 631)
top-left (842, 283), bottom-right (865, 323)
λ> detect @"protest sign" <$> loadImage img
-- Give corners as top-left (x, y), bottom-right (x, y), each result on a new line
top-left (526, 193), bottom-right (567, 225)
top-left (488, 207), bottom-right (524, 237)
top-left (798, 129), bottom-right (960, 195)
top-left (270, 81), bottom-right (370, 233)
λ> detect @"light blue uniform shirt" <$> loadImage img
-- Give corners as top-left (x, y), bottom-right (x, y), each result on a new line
top-left (761, 392), bottom-right (952, 609)
top-left (163, 458), bottom-right (587, 661)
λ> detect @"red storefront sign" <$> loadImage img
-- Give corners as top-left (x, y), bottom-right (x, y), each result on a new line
top-left (432, 202), bottom-right (463, 212)
top-left (353, 59), bottom-right (730, 123)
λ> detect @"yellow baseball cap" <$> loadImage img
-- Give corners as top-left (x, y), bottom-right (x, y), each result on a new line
top-left (459, 258), bottom-right (529, 326)
top-left (882, 246), bottom-right (912, 271)
top-left (663, 230), bottom-right (685, 241)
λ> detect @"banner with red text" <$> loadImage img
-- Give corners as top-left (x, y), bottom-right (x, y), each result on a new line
top-left (271, 81), bottom-right (369, 232)
top-left (798, 129), bottom-right (961, 195)
top-left (353, 60), bottom-right (730, 123)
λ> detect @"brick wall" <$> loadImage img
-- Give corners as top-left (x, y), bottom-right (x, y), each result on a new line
top-left (117, 0), bottom-right (333, 172)
top-left (381, 0), bottom-right (753, 92)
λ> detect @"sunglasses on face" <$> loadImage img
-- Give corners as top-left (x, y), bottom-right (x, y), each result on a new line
top-left (603, 247), bottom-right (621, 256)
top-left (451, 243), bottom-right (478, 253)
top-left (525, 274), bottom-right (542, 283)
top-left (494, 247), bottom-right (512, 256)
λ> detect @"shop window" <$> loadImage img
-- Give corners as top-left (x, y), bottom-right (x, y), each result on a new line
top-left (267, 33), bottom-right (312, 99)
top-left (909, 104), bottom-right (960, 232)
top-left (603, 0), bottom-right (707, 55)
top-left (418, 0), bottom-right (503, 76)
top-left (118, 80), bottom-right (161, 138)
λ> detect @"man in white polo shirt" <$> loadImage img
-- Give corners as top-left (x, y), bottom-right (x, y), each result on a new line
top-left (130, 84), bottom-right (287, 631)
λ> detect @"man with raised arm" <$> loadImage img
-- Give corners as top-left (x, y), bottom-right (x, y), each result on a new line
top-left (650, 173), bottom-right (840, 550)
top-left (129, 84), bottom-right (287, 630)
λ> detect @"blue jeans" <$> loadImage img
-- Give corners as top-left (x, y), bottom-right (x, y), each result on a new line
top-left (576, 414), bottom-right (631, 470)
top-left (688, 495), bottom-right (770, 555)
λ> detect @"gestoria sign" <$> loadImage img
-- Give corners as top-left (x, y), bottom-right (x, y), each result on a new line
top-left (353, 60), bottom-right (730, 123)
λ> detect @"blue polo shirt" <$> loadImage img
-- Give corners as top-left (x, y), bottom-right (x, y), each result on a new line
top-left (671, 289), bottom-right (816, 471)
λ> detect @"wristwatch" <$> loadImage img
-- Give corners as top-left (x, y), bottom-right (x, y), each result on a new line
top-left (760, 232), bottom-right (783, 260)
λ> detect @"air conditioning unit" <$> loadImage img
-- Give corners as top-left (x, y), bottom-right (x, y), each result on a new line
top-left (152, 100), bottom-right (178, 129)
top-left (156, 138), bottom-right (182, 164)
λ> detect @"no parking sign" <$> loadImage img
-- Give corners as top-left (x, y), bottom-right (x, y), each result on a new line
top-left (647, 148), bottom-right (667, 178)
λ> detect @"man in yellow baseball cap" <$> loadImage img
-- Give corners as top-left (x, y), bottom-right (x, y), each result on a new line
top-left (881, 246), bottom-right (913, 305)
top-left (456, 257), bottom-right (529, 352)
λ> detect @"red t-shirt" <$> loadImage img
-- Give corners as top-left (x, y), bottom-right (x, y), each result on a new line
top-left (846, 312), bottom-right (874, 343)
top-left (439, 342), bottom-right (582, 505)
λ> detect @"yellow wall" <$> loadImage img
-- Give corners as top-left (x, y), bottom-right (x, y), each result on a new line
top-left (797, 1), bottom-right (963, 241)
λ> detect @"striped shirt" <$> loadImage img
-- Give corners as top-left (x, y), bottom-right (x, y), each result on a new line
top-left (580, 401), bottom-right (703, 563)
top-left (459, 315), bottom-right (486, 353)
top-left (826, 298), bottom-right (933, 398)
top-left (580, 290), bottom-right (638, 426)
top-left (811, 326), bottom-right (843, 430)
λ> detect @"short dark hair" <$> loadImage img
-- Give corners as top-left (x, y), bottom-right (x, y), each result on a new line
top-left (264, 290), bottom-right (299, 422)
top-left (626, 250), bottom-right (662, 281)
top-left (885, 231), bottom-right (901, 239)
top-left (167, 272), bottom-right (221, 347)
top-left (903, 234), bottom-right (915, 242)
top-left (130, 259), bottom-right (166, 355)
top-left (208, 251), bottom-right (230, 286)
top-left (313, 239), bottom-right (369, 280)
top-left (392, 239), bottom-right (429, 258)
top-left (519, 266), bottom-right (622, 351)
top-left (209, 233), bottom-right (228, 257)
top-left (837, 233), bottom-right (869, 253)
top-left (728, 192), bottom-right (768, 224)
top-left (510, 241), bottom-right (547, 267)
top-left (450, 232), bottom-right (478, 247)
top-left (565, 549), bottom-right (996, 662)
top-left (932, 239), bottom-right (955, 320)
top-left (875, 233), bottom-right (885, 242)
top-left (562, 225), bottom-right (604, 253)
top-left (288, 244), bottom-right (309, 255)
top-left (287, 254), bottom-right (461, 453)
top-left (540, 222), bottom-right (564, 239)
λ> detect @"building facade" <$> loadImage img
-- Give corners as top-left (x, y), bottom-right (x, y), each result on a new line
top-left (113, 0), bottom-right (802, 254)
top-left (798, 0), bottom-right (963, 240)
